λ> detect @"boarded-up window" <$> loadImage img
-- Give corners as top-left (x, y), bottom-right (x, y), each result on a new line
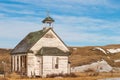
top-left (52, 57), bottom-right (59, 69)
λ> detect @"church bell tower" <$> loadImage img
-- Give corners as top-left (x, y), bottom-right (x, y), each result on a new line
top-left (42, 13), bottom-right (54, 27)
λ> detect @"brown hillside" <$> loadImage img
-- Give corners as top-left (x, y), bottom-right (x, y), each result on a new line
top-left (0, 48), bottom-right (11, 73)
top-left (69, 46), bottom-right (107, 67)
top-left (0, 44), bottom-right (120, 73)
top-left (103, 44), bottom-right (120, 49)
top-left (69, 45), bottom-right (120, 67)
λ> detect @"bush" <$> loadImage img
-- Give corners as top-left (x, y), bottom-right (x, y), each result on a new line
top-left (46, 73), bottom-right (58, 78)
top-left (46, 73), bottom-right (77, 78)
top-left (88, 72), bottom-right (99, 76)
top-left (68, 73), bottom-right (78, 77)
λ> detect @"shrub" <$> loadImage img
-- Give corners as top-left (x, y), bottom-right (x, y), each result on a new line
top-left (46, 73), bottom-right (77, 78)
top-left (68, 73), bottom-right (77, 77)
top-left (46, 73), bottom-right (58, 78)
top-left (88, 72), bottom-right (99, 76)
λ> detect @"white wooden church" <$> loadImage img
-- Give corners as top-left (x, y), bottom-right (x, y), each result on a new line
top-left (11, 15), bottom-right (70, 77)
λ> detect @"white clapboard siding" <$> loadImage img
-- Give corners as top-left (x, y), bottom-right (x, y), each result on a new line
top-left (30, 30), bottom-right (69, 54)
top-left (42, 56), bottom-right (68, 76)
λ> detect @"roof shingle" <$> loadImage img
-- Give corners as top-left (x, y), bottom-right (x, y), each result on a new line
top-left (11, 28), bottom-right (51, 54)
top-left (36, 47), bottom-right (69, 56)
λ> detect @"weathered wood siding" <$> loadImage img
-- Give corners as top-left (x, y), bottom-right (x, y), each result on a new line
top-left (28, 29), bottom-right (69, 77)
top-left (27, 53), bottom-right (42, 77)
top-left (27, 55), bottom-right (69, 77)
top-left (42, 56), bottom-right (68, 77)
top-left (30, 30), bottom-right (69, 54)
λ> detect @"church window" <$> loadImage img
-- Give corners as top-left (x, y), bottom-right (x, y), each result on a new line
top-left (52, 57), bottom-right (59, 69)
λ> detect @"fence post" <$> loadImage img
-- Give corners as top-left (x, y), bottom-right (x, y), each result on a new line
top-left (2, 61), bottom-right (6, 78)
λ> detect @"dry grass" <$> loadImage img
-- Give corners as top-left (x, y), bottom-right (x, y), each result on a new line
top-left (0, 48), bottom-right (11, 73)
top-left (0, 72), bottom-right (120, 80)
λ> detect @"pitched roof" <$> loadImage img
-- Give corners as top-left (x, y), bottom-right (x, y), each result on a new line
top-left (36, 47), bottom-right (70, 56)
top-left (11, 28), bottom-right (51, 54)
top-left (42, 16), bottom-right (54, 23)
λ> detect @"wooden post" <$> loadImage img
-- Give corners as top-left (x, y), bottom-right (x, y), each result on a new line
top-left (19, 56), bottom-right (21, 72)
top-left (2, 61), bottom-right (6, 78)
top-left (12, 56), bottom-right (14, 71)
top-left (15, 56), bottom-right (17, 71)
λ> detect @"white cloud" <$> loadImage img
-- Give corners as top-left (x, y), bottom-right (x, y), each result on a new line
top-left (52, 15), bottom-right (120, 46)
top-left (0, 13), bottom-right (5, 18)
top-left (0, 20), bottom-right (42, 38)
top-left (0, 19), bottom-right (44, 48)
top-left (0, 3), bottom-right (39, 15)
top-left (53, 15), bottom-right (120, 31)
top-left (14, 0), bottom-right (120, 9)
top-left (1, 15), bottom-right (120, 48)
top-left (1, 0), bottom-right (119, 21)
top-left (0, 0), bottom-right (120, 48)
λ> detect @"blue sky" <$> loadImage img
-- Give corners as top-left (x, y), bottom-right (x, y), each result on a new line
top-left (0, 0), bottom-right (120, 48)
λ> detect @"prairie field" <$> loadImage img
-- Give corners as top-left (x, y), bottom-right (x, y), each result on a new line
top-left (1, 46), bottom-right (120, 80)
top-left (0, 72), bottom-right (120, 80)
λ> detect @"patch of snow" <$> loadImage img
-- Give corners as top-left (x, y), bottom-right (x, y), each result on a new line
top-left (107, 48), bottom-right (120, 53)
top-left (71, 60), bottom-right (112, 72)
top-left (99, 78), bottom-right (120, 80)
top-left (93, 47), bottom-right (107, 54)
top-left (93, 47), bottom-right (120, 54)
top-left (114, 60), bottom-right (120, 62)
top-left (73, 48), bottom-right (77, 50)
